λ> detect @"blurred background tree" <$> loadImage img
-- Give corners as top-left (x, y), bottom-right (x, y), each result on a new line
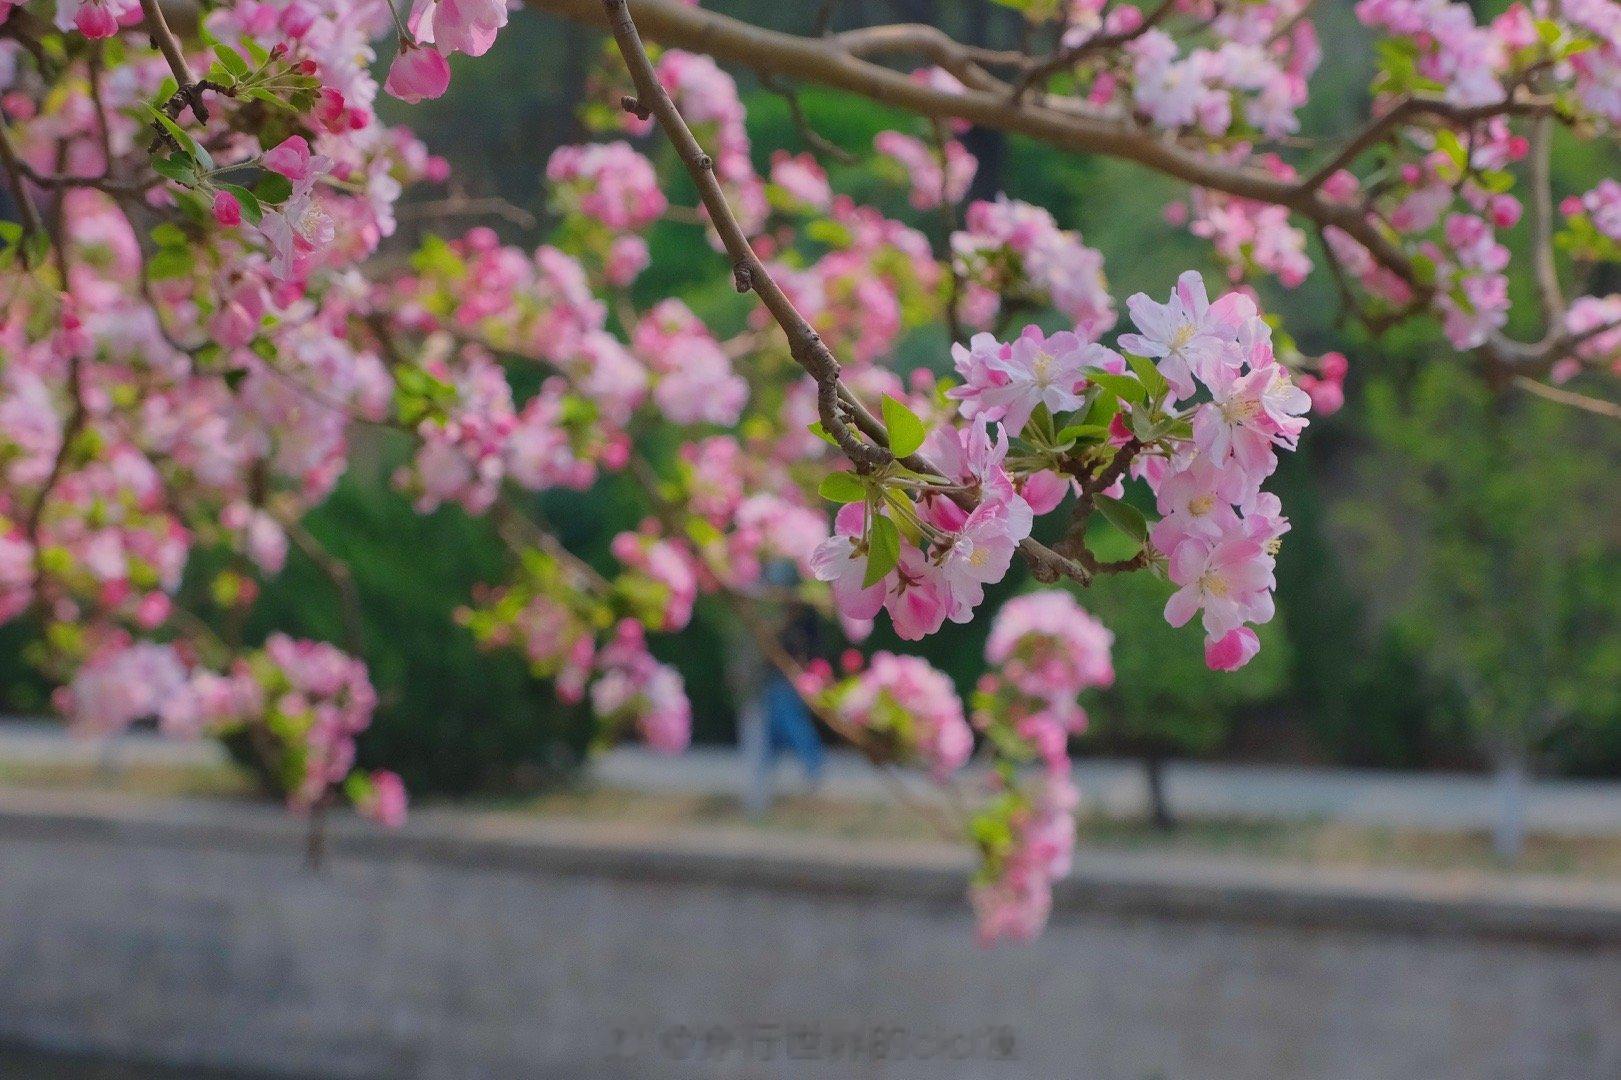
top-left (1333, 365), bottom-right (1621, 857)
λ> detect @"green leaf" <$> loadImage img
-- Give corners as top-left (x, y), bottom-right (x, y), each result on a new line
top-left (1124, 353), bottom-right (1170, 402)
top-left (807, 421), bottom-right (839, 447)
top-left (881, 395), bottom-right (928, 458)
top-left (146, 246), bottom-right (193, 280)
top-left (1084, 390), bottom-right (1120, 428)
top-left (1434, 128), bottom-right (1466, 168)
top-left (150, 222), bottom-right (187, 248)
top-left (213, 43), bottom-right (250, 80)
top-left (145, 105), bottom-right (213, 173)
top-left (1094, 494), bottom-right (1149, 548)
top-left (151, 154), bottom-right (196, 185)
top-left (818, 471), bottom-right (868, 504)
top-left (863, 514), bottom-right (901, 588)
top-left (1087, 371), bottom-right (1146, 406)
top-left (1054, 423), bottom-right (1110, 445)
top-left (252, 171), bottom-right (293, 205)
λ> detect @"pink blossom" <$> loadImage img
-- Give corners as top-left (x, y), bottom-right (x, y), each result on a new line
top-left (834, 651), bottom-right (971, 779)
top-left (810, 503), bottom-right (888, 621)
top-left (409, 0), bottom-right (509, 58)
top-left (212, 191), bottom-right (243, 228)
top-left (1120, 270), bottom-right (1240, 401)
top-left (357, 770), bottom-right (408, 828)
top-left (885, 545), bottom-right (951, 641)
top-left (935, 501), bottom-right (1031, 620)
top-left (385, 42), bottom-right (452, 104)
top-left (1164, 533), bottom-right (1276, 640)
top-left (55, 0), bottom-right (138, 39)
top-left (874, 130), bottom-right (977, 210)
top-left (986, 591), bottom-right (1115, 701)
top-left (949, 327), bottom-right (1115, 435)
top-left (264, 136), bottom-right (316, 183)
top-left (768, 151), bottom-right (832, 210)
top-left (546, 142), bottom-right (667, 232)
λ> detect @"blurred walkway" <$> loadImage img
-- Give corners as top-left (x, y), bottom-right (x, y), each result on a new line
top-left (3, 719), bottom-right (1618, 836)
top-left (0, 719), bottom-right (226, 768)
top-left (597, 747), bottom-right (1621, 837)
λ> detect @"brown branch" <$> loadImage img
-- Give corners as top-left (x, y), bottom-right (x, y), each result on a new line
top-left (1305, 91), bottom-right (1557, 193)
top-left (1527, 115), bottom-right (1564, 333)
top-left (598, 0), bottom-right (1093, 589)
top-left (1512, 375), bottom-right (1621, 420)
top-left (139, 0), bottom-right (209, 122)
top-left (760, 73), bottom-right (856, 164)
top-left (281, 517), bottom-right (367, 657)
top-left (0, 122), bottom-right (45, 262)
top-left (24, 357), bottom-right (85, 603)
top-left (530, 0), bottom-right (1415, 290)
top-left (602, 0), bottom-right (887, 472)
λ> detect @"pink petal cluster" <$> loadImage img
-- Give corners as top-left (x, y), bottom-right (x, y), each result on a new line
top-left (949, 326), bottom-right (1122, 436)
top-left (952, 196), bottom-right (1115, 339)
top-left (873, 129), bottom-right (977, 211)
top-left (546, 141), bottom-right (668, 233)
top-left (1122, 273), bottom-right (1308, 668)
top-left (830, 651), bottom-right (972, 779)
top-left (589, 620), bottom-right (692, 755)
top-left (968, 771), bottom-right (1079, 945)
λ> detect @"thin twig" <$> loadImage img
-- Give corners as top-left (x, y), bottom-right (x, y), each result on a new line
top-left (1513, 375), bottom-right (1621, 420)
top-left (139, 0), bottom-right (209, 122)
top-left (1528, 115), bottom-right (1565, 333)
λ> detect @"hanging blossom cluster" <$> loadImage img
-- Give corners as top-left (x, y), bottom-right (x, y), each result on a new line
top-left (967, 591), bottom-right (1116, 943)
top-left (979, 0), bottom-right (1621, 371)
top-left (2, 0), bottom-right (1616, 941)
top-left (794, 590), bottom-right (1116, 944)
top-left (803, 264), bottom-right (1306, 670)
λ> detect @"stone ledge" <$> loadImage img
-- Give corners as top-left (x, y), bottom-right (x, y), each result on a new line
top-left (2, 786), bottom-right (1617, 948)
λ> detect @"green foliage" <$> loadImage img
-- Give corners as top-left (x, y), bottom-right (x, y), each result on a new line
top-left (1333, 366), bottom-right (1621, 766)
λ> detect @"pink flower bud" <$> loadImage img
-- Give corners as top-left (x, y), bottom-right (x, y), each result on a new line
top-left (264, 135), bottom-right (313, 182)
top-left (384, 42), bottom-right (451, 105)
top-left (1205, 627), bottom-right (1261, 671)
top-left (212, 190), bottom-right (243, 228)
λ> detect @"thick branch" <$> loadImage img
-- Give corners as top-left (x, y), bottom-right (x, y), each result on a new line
top-left (529, 0), bottom-right (1414, 284)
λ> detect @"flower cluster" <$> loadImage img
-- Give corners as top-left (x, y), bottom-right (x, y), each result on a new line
top-left (951, 197), bottom-right (1115, 338)
top-left (964, 591), bottom-right (1113, 943)
top-left (387, 0), bottom-right (509, 104)
top-left (873, 129), bottom-right (977, 211)
top-left (1123, 272), bottom-right (1307, 666)
top-left (812, 651), bottom-right (973, 780)
top-left (12, 0), bottom-right (1615, 945)
top-left (590, 620), bottom-right (692, 756)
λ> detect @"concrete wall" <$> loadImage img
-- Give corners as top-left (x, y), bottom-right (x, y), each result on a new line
top-left (1, 790), bottom-right (1617, 1080)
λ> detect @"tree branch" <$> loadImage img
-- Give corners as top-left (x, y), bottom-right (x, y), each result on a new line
top-left (528, 0), bottom-right (1414, 285)
top-left (597, 0), bottom-right (1094, 587)
top-left (1528, 115), bottom-right (1565, 333)
top-left (139, 0), bottom-right (209, 122)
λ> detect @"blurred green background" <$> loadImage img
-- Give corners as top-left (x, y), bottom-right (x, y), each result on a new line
top-left (5, 0), bottom-right (1616, 796)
